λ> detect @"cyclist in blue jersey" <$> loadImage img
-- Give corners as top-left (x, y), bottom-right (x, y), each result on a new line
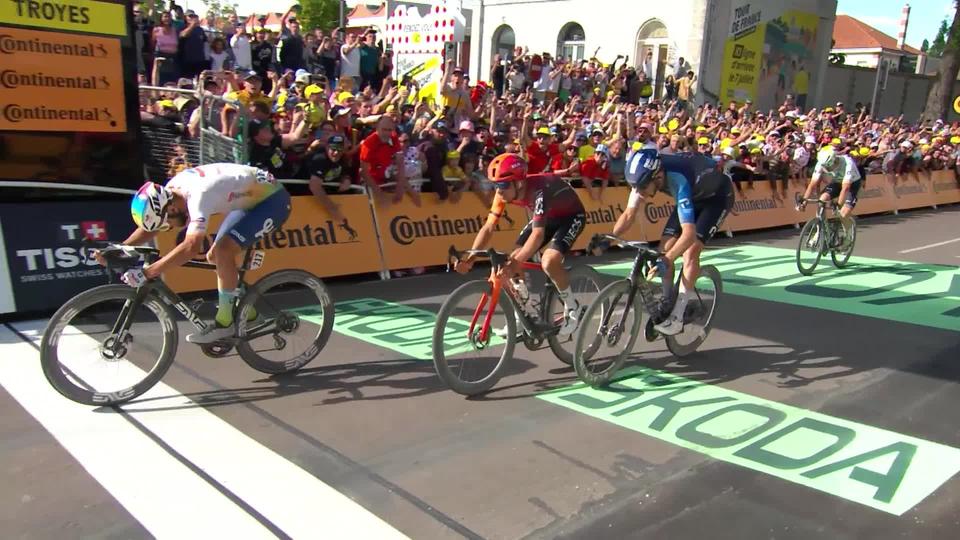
top-left (612, 149), bottom-right (735, 335)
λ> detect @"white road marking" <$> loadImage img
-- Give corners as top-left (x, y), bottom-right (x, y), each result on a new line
top-left (5, 321), bottom-right (409, 539)
top-left (899, 237), bottom-right (960, 253)
top-left (0, 325), bottom-right (275, 538)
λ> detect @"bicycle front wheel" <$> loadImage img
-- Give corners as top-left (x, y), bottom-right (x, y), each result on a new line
top-left (796, 218), bottom-right (824, 276)
top-left (573, 279), bottom-right (643, 388)
top-left (40, 285), bottom-right (178, 406)
top-left (544, 265), bottom-right (604, 365)
top-left (235, 270), bottom-right (335, 374)
top-left (666, 266), bottom-right (722, 358)
top-left (831, 218), bottom-right (857, 268)
top-left (432, 280), bottom-right (516, 396)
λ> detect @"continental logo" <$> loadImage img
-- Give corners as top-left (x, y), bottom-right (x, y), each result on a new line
top-left (933, 180), bottom-right (959, 193)
top-left (645, 201), bottom-right (677, 224)
top-left (0, 69), bottom-right (111, 90)
top-left (197, 220), bottom-right (360, 252)
top-left (730, 197), bottom-right (781, 216)
top-left (859, 186), bottom-right (887, 199)
top-left (894, 183), bottom-right (927, 198)
top-left (0, 34), bottom-right (108, 57)
top-left (585, 204), bottom-right (626, 225)
top-left (390, 211), bottom-right (517, 246)
top-left (2, 104), bottom-right (115, 125)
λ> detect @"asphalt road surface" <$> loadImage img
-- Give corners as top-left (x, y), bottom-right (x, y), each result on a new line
top-left (2, 205), bottom-right (959, 540)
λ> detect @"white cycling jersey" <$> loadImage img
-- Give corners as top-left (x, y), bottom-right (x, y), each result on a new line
top-left (165, 163), bottom-right (280, 234)
top-left (812, 154), bottom-right (861, 184)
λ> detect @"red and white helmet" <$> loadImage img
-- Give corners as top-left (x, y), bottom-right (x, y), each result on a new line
top-left (487, 153), bottom-right (527, 185)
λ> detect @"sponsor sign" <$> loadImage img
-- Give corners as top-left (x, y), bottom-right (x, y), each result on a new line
top-left (539, 366), bottom-right (960, 515)
top-left (571, 187), bottom-right (648, 249)
top-left (724, 182), bottom-right (795, 231)
top-left (0, 26), bottom-right (125, 132)
top-left (373, 192), bottom-right (525, 270)
top-left (929, 169), bottom-right (960, 206)
top-left (0, 0), bottom-right (126, 36)
top-left (0, 199), bottom-right (129, 312)
top-left (598, 245), bottom-right (960, 332)
top-left (157, 194), bottom-right (381, 293)
top-left (892, 173), bottom-right (937, 211)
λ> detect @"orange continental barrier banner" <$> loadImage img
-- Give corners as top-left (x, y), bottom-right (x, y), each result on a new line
top-left (725, 182), bottom-right (796, 231)
top-left (157, 194), bottom-right (381, 293)
top-left (373, 192), bottom-right (526, 269)
top-left (851, 175), bottom-right (897, 217)
top-left (570, 187), bottom-right (649, 249)
top-left (892, 173), bottom-right (937, 211)
top-left (930, 169), bottom-right (960, 206)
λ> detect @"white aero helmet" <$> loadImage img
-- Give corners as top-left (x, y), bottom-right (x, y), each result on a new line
top-left (131, 181), bottom-right (173, 232)
top-left (817, 146), bottom-right (838, 169)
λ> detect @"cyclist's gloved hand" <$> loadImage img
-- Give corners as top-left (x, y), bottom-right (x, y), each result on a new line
top-left (120, 267), bottom-right (148, 288)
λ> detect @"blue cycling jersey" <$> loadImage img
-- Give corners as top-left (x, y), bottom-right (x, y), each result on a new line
top-left (661, 153), bottom-right (721, 224)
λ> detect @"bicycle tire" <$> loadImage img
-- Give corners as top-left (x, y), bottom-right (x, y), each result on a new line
top-left (545, 265), bottom-right (604, 366)
top-left (40, 284), bottom-right (178, 406)
top-left (666, 265), bottom-right (722, 358)
top-left (235, 269), bottom-right (335, 374)
top-left (796, 218), bottom-right (823, 276)
top-left (831, 218), bottom-right (857, 268)
top-left (432, 280), bottom-right (516, 396)
top-left (573, 279), bottom-right (643, 388)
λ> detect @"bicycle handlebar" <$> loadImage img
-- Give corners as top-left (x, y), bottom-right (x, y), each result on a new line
top-left (587, 234), bottom-right (660, 257)
top-left (795, 193), bottom-right (837, 208)
top-left (447, 245), bottom-right (510, 270)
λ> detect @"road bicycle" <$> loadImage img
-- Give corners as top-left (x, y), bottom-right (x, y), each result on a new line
top-left (573, 234), bottom-right (723, 388)
top-left (40, 240), bottom-right (334, 406)
top-left (431, 246), bottom-right (602, 396)
top-left (795, 194), bottom-right (857, 276)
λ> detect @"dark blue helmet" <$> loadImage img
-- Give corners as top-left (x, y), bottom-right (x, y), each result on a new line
top-left (625, 148), bottom-right (662, 189)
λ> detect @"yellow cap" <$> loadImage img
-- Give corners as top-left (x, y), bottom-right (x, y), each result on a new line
top-left (720, 137), bottom-right (732, 148)
top-left (922, 144), bottom-right (931, 152)
top-left (658, 125), bottom-right (668, 134)
top-left (695, 125), bottom-right (706, 132)
top-left (447, 150), bottom-right (460, 159)
top-left (697, 137), bottom-right (710, 145)
top-left (951, 136), bottom-right (960, 145)
top-left (156, 99), bottom-right (176, 109)
top-left (337, 91), bottom-right (355, 103)
top-left (859, 147), bottom-right (871, 156)
top-left (536, 126), bottom-right (552, 135)
top-left (750, 147), bottom-right (762, 154)
top-left (831, 137), bottom-right (842, 146)
top-left (304, 84), bottom-right (323, 98)
top-left (668, 118), bottom-right (680, 131)
top-left (731, 127), bottom-right (741, 134)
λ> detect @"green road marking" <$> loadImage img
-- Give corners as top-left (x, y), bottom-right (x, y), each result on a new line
top-left (538, 367), bottom-right (960, 515)
top-left (300, 297), bottom-right (503, 360)
top-left (596, 245), bottom-right (960, 332)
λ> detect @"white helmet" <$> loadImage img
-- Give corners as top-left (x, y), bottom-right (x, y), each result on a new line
top-left (131, 182), bottom-right (173, 232)
top-left (817, 146), bottom-right (837, 169)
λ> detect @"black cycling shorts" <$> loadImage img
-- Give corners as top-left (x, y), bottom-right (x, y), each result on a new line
top-left (516, 213), bottom-right (586, 255)
top-left (662, 184), bottom-right (735, 245)
top-left (822, 180), bottom-right (862, 208)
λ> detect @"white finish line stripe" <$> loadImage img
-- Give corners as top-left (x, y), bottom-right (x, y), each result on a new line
top-left (0, 325), bottom-right (275, 538)
top-left (4, 322), bottom-right (409, 539)
top-left (899, 237), bottom-right (960, 253)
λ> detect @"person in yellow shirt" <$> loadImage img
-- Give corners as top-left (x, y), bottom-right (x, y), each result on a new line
top-left (296, 84), bottom-right (328, 130)
top-left (793, 63), bottom-right (809, 109)
top-left (442, 150), bottom-right (467, 181)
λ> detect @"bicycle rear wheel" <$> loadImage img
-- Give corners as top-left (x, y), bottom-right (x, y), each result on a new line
top-left (573, 279), bottom-right (643, 388)
top-left (544, 266), bottom-right (604, 365)
top-left (796, 219), bottom-right (824, 276)
top-left (666, 266), bottom-right (722, 358)
top-left (235, 270), bottom-right (334, 374)
top-left (432, 280), bottom-right (516, 396)
top-left (831, 218), bottom-right (857, 268)
top-left (40, 285), bottom-right (178, 406)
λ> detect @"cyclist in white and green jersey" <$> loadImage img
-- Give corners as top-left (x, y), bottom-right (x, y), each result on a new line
top-left (797, 146), bottom-right (861, 246)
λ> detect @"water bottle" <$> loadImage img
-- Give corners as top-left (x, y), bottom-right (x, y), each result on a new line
top-left (512, 280), bottom-right (538, 318)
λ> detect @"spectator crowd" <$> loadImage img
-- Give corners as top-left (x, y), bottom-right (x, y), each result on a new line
top-left (136, 1), bottom-right (960, 223)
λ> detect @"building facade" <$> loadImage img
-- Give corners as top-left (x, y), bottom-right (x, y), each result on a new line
top-left (470, 0), bottom-right (838, 110)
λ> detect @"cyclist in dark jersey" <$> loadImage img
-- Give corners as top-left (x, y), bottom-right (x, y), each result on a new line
top-left (614, 149), bottom-right (735, 335)
top-left (455, 153), bottom-right (586, 336)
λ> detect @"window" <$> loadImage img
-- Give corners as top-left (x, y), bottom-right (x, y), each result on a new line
top-left (557, 22), bottom-right (585, 61)
top-left (493, 25), bottom-right (515, 60)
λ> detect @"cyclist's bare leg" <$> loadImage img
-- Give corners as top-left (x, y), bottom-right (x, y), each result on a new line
top-left (540, 248), bottom-right (569, 290)
top-left (680, 241), bottom-right (704, 291)
top-left (206, 237), bottom-right (242, 326)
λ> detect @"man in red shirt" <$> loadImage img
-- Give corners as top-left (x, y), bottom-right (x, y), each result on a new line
top-left (580, 143), bottom-right (611, 200)
top-left (359, 116), bottom-right (418, 204)
top-left (526, 127), bottom-right (559, 174)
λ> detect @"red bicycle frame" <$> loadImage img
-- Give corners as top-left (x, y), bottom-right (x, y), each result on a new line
top-left (467, 260), bottom-right (542, 343)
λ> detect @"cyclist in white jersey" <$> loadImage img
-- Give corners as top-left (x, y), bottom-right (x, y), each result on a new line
top-left (797, 146), bottom-right (862, 245)
top-left (113, 163), bottom-right (291, 343)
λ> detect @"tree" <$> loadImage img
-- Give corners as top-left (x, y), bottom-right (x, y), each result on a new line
top-left (922, 38), bottom-right (930, 53)
top-left (298, 0), bottom-right (340, 32)
top-left (929, 18), bottom-right (949, 57)
top-left (202, 0), bottom-right (238, 27)
top-left (921, 2), bottom-right (960, 122)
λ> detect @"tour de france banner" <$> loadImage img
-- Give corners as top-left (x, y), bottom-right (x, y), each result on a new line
top-left (720, 2), bottom-right (820, 109)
